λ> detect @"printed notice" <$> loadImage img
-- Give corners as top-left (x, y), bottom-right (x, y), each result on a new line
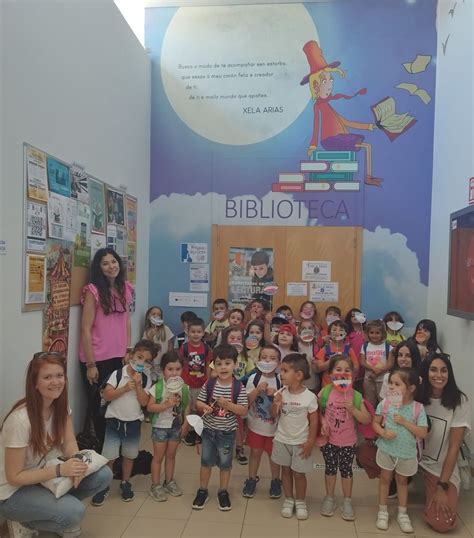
top-left (169, 292), bottom-right (208, 308)
top-left (180, 242), bottom-right (208, 263)
top-left (286, 282), bottom-right (308, 297)
top-left (190, 264), bottom-right (210, 292)
top-left (309, 282), bottom-right (339, 303)
top-left (302, 260), bottom-right (331, 282)
top-left (26, 147), bottom-right (48, 202)
top-left (48, 193), bottom-right (77, 242)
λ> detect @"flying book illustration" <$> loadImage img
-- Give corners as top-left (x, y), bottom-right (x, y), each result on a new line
top-left (402, 54), bottom-right (431, 74)
top-left (371, 97), bottom-right (417, 142)
top-left (396, 83), bottom-right (431, 105)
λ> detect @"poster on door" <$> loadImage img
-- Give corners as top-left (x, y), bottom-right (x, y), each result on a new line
top-left (228, 247), bottom-right (275, 309)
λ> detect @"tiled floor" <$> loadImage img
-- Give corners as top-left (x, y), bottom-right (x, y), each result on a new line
top-left (28, 425), bottom-right (474, 537)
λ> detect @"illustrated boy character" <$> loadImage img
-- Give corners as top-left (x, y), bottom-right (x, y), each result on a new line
top-left (301, 40), bottom-right (382, 187)
top-left (250, 250), bottom-right (274, 305)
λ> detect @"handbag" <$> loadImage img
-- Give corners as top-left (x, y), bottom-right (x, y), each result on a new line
top-left (76, 384), bottom-right (101, 452)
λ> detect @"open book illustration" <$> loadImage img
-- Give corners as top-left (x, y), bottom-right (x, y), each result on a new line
top-left (396, 83), bottom-right (431, 105)
top-left (402, 54), bottom-right (431, 74)
top-left (371, 97), bottom-right (417, 142)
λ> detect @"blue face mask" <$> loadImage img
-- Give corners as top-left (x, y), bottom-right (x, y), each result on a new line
top-left (131, 361), bottom-right (145, 373)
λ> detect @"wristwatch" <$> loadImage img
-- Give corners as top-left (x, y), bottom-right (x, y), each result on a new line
top-left (437, 481), bottom-right (449, 491)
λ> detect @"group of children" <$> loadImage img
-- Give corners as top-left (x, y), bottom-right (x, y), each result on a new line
top-left (91, 298), bottom-right (444, 534)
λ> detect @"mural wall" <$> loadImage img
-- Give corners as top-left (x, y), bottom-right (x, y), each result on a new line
top-left (146, 0), bottom-right (437, 331)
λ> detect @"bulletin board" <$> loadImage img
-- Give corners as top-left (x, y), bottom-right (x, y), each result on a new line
top-left (22, 143), bottom-right (138, 314)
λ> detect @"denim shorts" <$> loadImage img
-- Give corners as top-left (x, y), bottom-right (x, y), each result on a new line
top-left (152, 426), bottom-right (181, 443)
top-left (201, 428), bottom-right (235, 470)
top-left (102, 418), bottom-right (141, 460)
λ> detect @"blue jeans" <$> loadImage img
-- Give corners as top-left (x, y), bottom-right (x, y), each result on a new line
top-left (0, 465), bottom-right (112, 532)
top-left (201, 428), bottom-right (235, 470)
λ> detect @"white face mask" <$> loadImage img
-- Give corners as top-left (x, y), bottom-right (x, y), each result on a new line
top-left (386, 389), bottom-right (403, 408)
top-left (214, 310), bottom-right (226, 320)
top-left (300, 328), bottom-right (315, 343)
top-left (166, 376), bottom-right (184, 393)
top-left (353, 312), bottom-right (367, 324)
top-left (326, 314), bottom-right (340, 325)
top-left (387, 321), bottom-right (404, 332)
top-left (130, 360), bottom-right (151, 373)
top-left (257, 361), bottom-right (278, 374)
top-left (332, 332), bottom-right (347, 342)
top-left (150, 316), bottom-right (163, 326)
top-left (246, 335), bottom-right (260, 350)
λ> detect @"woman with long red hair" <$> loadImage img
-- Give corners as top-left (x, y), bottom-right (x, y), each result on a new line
top-left (0, 352), bottom-right (112, 537)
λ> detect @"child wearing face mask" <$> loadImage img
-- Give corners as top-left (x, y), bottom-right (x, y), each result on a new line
top-left (205, 298), bottom-right (230, 347)
top-left (316, 320), bottom-right (359, 387)
top-left (298, 320), bottom-right (321, 394)
top-left (317, 305), bottom-right (342, 347)
top-left (93, 340), bottom-right (155, 505)
top-left (383, 311), bottom-right (405, 348)
top-left (245, 320), bottom-right (266, 367)
top-left (360, 319), bottom-right (394, 407)
top-left (274, 323), bottom-right (299, 359)
top-left (147, 352), bottom-right (191, 501)
top-left (318, 355), bottom-right (372, 521)
top-left (243, 345), bottom-right (283, 499)
top-left (143, 306), bottom-right (175, 380)
top-left (344, 308), bottom-right (367, 357)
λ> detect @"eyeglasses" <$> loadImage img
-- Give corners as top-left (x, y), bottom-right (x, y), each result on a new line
top-left (33, 351), bottom-right (66, 362)
top-left (111, 295), bottom-right (127, 313)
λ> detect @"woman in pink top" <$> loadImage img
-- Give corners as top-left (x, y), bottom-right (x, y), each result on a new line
top-left (79, 248), bottom-right (133, 444)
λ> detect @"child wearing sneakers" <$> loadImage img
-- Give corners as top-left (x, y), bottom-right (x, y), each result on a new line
top-left (318, 355), bottom-right (372, 521)
top-left (242, 345), bottom-right (282, 499)
top-left (147, 351), bottom-right (191, 502)
top-left (91, 340), bottom-right (155, 506)
top-left (271, 353), bottom-right (318, 520)
top-left (192, 344), bottom-right (248, 511)
top-left (372, 368), bottom-right (428, 534)
top-left (179, 317), bottom-right (212, 446)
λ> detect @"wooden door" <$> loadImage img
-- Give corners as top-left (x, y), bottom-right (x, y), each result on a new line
top-left (211, 225), bottom-right (362, 320)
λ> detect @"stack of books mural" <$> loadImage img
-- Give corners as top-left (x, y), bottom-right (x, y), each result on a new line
top-left (272, 150), bottom-right (361, 193)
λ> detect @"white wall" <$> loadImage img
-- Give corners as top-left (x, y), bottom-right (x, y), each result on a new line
top-left (428, 0), bottom-right (474, 422)
top-left (0, 0), bottom-right (150, 430)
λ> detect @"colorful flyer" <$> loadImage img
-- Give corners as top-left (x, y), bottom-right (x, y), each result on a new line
top-left (180, 242), bottom-right (208, 263)
top-left (70, 167), bottom-right (90, 204)
top-left (89, 177), bottom-right (106, 234)
top-left (126, 195), bottom-right (137, 243)
top-left (47, 157), bottom-right (71, 198)
top-left (126, 242), bottom-right (136, 284)
top-left (25, 254), bottom-right (46, 304)
top-left (26, 147), bottom-right (48, 202)
top-left (73, 202), bottom-right (91, 268)
top-left (106, 187), bottom-right (125, 226)
top-left (91, 233), bottom-right (106, 258)
top-left (42, 240), bottom-right (72, 354)
top-left (228, 246), bottom-right (274, 309)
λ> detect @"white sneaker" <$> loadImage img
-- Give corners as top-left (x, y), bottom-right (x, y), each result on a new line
top-left (320, 495), bottom-right (337, 517)
top-left (376, 510), bottom-right (389, 530)
top-left (164, 479), bottom-right (183, 497)
top-left (7, 521), bottom-right (38, 537)
top-left (281, 497), bottom-right (295, 518)
top-left (397, 512), bottom-right (414, 534)
top-left (295, 500), bottom-right (308, 520)
top-left (341, 498), bottom-right (355, 521)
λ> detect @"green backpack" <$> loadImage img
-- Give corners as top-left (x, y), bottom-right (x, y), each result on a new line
top-left (150, 379), bottom-right (189, 424)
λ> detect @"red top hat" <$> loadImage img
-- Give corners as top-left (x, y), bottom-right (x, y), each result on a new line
top-left (300, 40), bottom-right (341, 86)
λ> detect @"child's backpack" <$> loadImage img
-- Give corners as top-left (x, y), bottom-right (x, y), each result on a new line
top-left (205, 376), bottom-right (242, 405)
top-left (99, 368), bottom-right (148, 417)
top-left (150, 378), bottom-right (190, 423)
top-left (325, 343), bottom-right (351, 360)
top-left (252, 370), bottom-right (282, 391)
top-left (362, 341), bottom-right (391, 361)
top-left (381, 398), bottom-right (424, 461)
top-left (318, 384), bottom-right (376, 441)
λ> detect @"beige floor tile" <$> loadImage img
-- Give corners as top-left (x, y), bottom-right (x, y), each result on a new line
top-left (299, 504), bottom-right (357, 531)
top-left (300, 526), bottom-right (357, 538)
top-left (181, 520), bottom-right (242, 538)
top-left (188, 492), bottom-right (247, 523)
top-left (244, 498), bottom-right (285, 524)
top-left (241, 520), bottom-right (298, 537)
top-left (121, 517), bottom-right (186, 537)
top-left (79, 513), bottom-right (132, 537)
top-left (135, 494), bottom-right (194, 519)
top-left (129, 473), bottom-right (153, 493)
top-left (86, 490), bottom-right (147, 517)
